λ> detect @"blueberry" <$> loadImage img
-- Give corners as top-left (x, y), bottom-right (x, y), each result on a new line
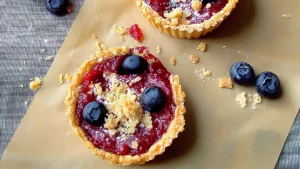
top-left (141, 86), bottom-right (165, 113)
top-left (255, 72), bottom-right (280, 98)
top-left (83, 101), bottom-right (108, 126)
top-left (201, 0), bottom-right (216, 4)
top-left (45, 0), bottom-right (69, 16)
top-left (119, 55), bottom-right (148, 75)
top-left (230, 62), bottom-right (255, 85)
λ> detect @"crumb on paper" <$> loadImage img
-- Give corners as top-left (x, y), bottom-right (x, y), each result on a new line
top-left (218, 77), bottom-right (233, 89)
top-left (251, 93), bottom-right (262, 110)
top-left (282, 14), bottom-right (291, 19)
top-left (68, 132), bottom-right (71, 136)
top-left (19, 67), bottom-right (24, 71)
top-left (91, 34), bottom-right (97, 39)
top-left (236, 92), bottom-right (247, 108)
top-left (197, 42), bottom-right (207, 52)
top-left (191, 0), bottom-right (202, 12)
top-left (120, 36), bottom-right (125, 42)
top-left (131, 141), bottom-right (138, 149)
top-left (114, 26), bottom-right (127, 35)
top-left (29, 77), bottom-right (43, 91)
top-left (223, 46), bottom-right (226, 48)
top-left (64, 73), bottom-right (72, 82)
top-left (194, 68), bottom-right (211, 80)
top-left (45, 56), bottom-right (54, 61)
top-left (156, 46), bottom-right (162, 54)
top-left (58, 74), bottom-right (64, 86)
top-left (170, 57), bottom-right (176, 65)
top-left (189, 54), bottom-right (199, 64)
top-left (206, 3), bottom-right (211, 9)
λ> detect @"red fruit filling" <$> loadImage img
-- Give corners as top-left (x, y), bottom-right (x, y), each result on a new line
top-left (127, 24), bottom-right (144, 42)
top-left (76, 46), bottom-right (176, 156)
top-left (144, 0), bottom-right (229, 24)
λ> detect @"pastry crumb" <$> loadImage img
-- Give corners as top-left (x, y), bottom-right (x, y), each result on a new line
top-left (194, 68), bottom-right (211, 80)
top-left (131, 141), bottom-right (138, 149)
top-left (114, 26), bottom-right (127, 35)
top-left (206, 3), bottom-right (211, 9)
top-left (282, 14), bottom-right (291, 19)
top-left (170, 57), bottom-right (176, 65)
top-left (189, 54), bottom-right (199, 64)
top-left (68, 132), bottom-right (71, 136)
top-left (156, 46), bottom-right (162, 54)
top-left (91, 34), bottom-right (97, 39)
top-left (223, 46), bottom-right (226, 48)
top-left (20, 84), bottom-right (24, 88)
top-left (120, 36), bottom-right (125, 42)
top-left (64, 73), bottom-right (72, 81)
top-left (251, 93), bottom-right (262, 110)
top-left (218, 77), bottom-right (233, 89)
top-left (45, 56), bottom-right (54, 61)
top-left (19, 67), bottom-right (24, 71)
top-left (236, 92), bottom-right (247, 108)
top-left (29, 77), bottom-right (43, 91)
top-left (24, 100), bottom-right (28, 105)
top-left (197, 42), bottom-right (207, 52)
top-left (191, 0), bottom-right (202, 12)
top-left (58, 74), bottom-right (64, 86)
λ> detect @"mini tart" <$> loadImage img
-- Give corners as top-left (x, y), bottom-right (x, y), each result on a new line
top-left (135, 0), bottom-right (238, 39)
top-left (65, 46), bottom-right (186, 165)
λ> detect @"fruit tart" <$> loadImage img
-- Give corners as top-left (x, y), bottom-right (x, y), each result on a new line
top-left (65, 46), bottom-right (186, 165)
top-left (135, 0), bottom-right (238, 39)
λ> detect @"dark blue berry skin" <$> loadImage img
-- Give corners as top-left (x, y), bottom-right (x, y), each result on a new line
top-left (255, 72), bottom-right (280, 98)
top-left (230, 62), bottom-right (255, 85)
top-left (202, 0), bottom-right (216, 4)
top-left (83, 101), bottom-right (108, 126)
top-left (45, 0), bottom-right (69, 16)
top-left (119, 55), bottom-right (148, 75)
top-left (141, 86), bottom-right (165, 113)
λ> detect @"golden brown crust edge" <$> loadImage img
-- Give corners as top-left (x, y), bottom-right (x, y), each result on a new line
top-left (135, 0), bottom-right (238, 39)
top-left (65, 46), bottom-right (186, 165)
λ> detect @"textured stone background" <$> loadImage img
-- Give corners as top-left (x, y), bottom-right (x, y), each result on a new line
top-left (0, 0), bottom-right (299, 168)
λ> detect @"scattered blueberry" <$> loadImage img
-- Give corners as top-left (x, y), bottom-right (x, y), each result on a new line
top-left (202, 0), bottom-right (216, 4)
top-left (83, 101), bottom-right (108, 126)
top-left (45, 0), bottom-right (69, 16)
top-left (230, 62), bottom-right (255, 85)
top-left (141, 86), bottom-right (165, 113)
top-left (119, 55), bottom-right (148, 75)
top-left (255, 72), bottom-right (280, 98)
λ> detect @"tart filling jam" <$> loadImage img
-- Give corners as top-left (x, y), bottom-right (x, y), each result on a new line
top-left (144, 0), bottom-right (229, 24)
top-left (76, 46), bottom-right (176, 156)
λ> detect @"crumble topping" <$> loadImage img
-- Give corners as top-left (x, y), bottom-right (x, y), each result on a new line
top-left (129, 77), bottom-right (142, 86)
top-left (131, 141), bottom-right (138, 149)
top-left (197, 42), bottom-right (207, 52)
top-left (29, 77), bottom-right (43, 91)
top-left (170, 57), bottom-right (176, 65)
top-left (191, 0), bottom-right (202, 12)
top-left (141, 112), bottom-right (153, 129)
top-left (163, 8), bottom-right (190, 26)
top-left (189, 54), bottom-right (199, 64)
top-left (156, 46), bottom-right (162, 54)
top-left (218, 77), bottom-right (233, 88)
top-left (93, 73), bottom-right (152, 136)
top-left (114, 26), bottom-right (127, 35)
top-left (236, 92), bottom-right (247, 108)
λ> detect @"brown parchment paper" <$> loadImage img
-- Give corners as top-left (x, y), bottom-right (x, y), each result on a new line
top-left (1, 0), bottom-right (300, 169)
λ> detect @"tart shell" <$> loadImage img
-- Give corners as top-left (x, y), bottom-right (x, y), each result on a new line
top-left (135, 0), bottom-right (238, 39)
top-left (65, 46), bottom-right (186, 165)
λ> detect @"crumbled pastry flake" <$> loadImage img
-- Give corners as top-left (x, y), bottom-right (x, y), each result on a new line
top-left (121, 134), bottom-right (128, 141)
top-left (251, 93), bottom-right (262, 110)
top-left (129, 77), bottom-right (142, 86)
top-left (223, 46), bottom-right (226, 48)
top-left (282, 14), bottom-right (291, 19)
top-left (191, 0), bottom-right (202, 12)
top-left (218, 77), bottom-right (233, 89)
top-left (64, 73), bottom-right (72, 81)
top-left (45, 56), bottom-right (54, 61)
top-left (206, 3), bottom-right (211, 9)
top-left (194, 68), bottom-right (211, 80)
top-left (189, 54), bottom-right (199, 64)
top-left (141, 112), bottom-right (153, 129)
top-left (20, 84), bottom-right (24, 88)
top-left (163, 7), bottom-right (189, 26)
top-left (120, 36), bottom-right (125, 42)
top-left (68, 132), bottom-right (71, 136)
top-left (91, 34), bottom-right (97, 39)
top-left (108, 129), bottom-right (117, 136)
top-left (170, 57), bottom-right (176, 65)
top-left (29, 77), bottom-right (43, 91)
top-left (94, 83), bottom-right (103, 96)
top-left (156, 46), bottom-right (162, 54)
top-left (131, 141), bottom-right (138, 149)
top-left (58, 74), bottom-right (64, 86)
top-left (236, 92), bottom-right (247, 108)
top-left (197, 42), bottom-right (207, 52)
top-left (114, 26), bottom-right (127, 35)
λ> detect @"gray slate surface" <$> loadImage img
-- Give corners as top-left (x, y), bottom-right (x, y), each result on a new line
top-left (0, 0), bottom-right (299, 168)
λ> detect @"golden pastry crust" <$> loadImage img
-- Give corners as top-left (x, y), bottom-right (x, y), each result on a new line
top-left (135, 0), bottom-right (238, 39)
top-left (65, 46), bottom-right (186, 165)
